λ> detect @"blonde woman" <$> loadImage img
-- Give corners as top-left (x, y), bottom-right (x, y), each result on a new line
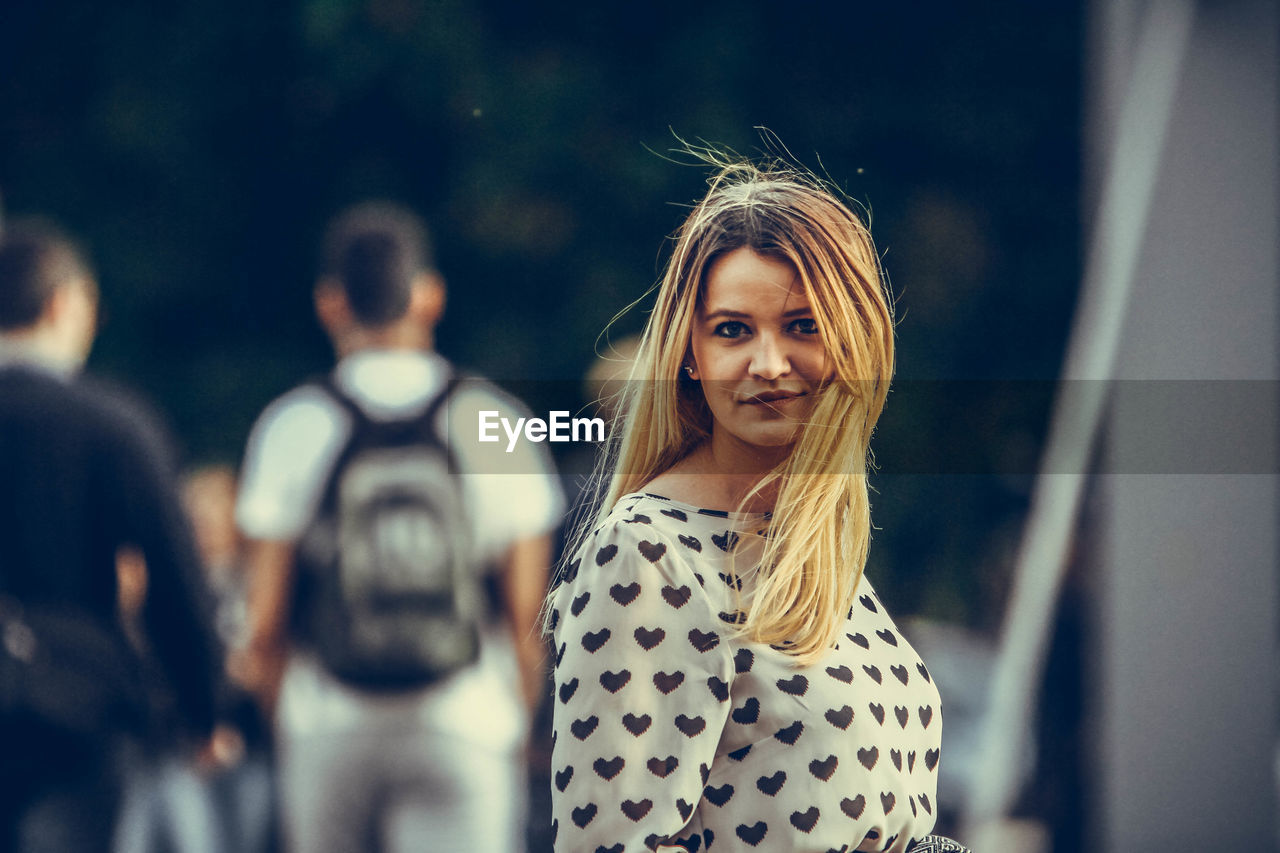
top-left (547, 154), bottom-right (965, 852)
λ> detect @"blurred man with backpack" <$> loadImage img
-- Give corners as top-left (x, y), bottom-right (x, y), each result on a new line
top-left (235, 202), bottom-right (562, 853)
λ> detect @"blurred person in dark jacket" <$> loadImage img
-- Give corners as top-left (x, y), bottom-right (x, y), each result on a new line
top-left (0, 220), bottom-right (221, 853)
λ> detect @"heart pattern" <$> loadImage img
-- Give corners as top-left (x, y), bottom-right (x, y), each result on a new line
top-left (634, 626), bottom-right (665, 650)
top-left (756, 770), bottom-right (787, 796)
top-left (825, 664), bottom-right (854, 683)
top-left (550, 492), bottom-right (943, 851)
top-left (809, 754), bottom-right (839, 781)
top-left (571, 803), bottom-right (597, 828)
top-left (622, 712), bottom-right (651, 736)
top-left (774, 720), bottom-right (804, 745)
top-left (736, 821), bottom-right (768, 845)
top-left (609, 581), bottom-right (640, 605)
top-left (662, 584), bottom-right (692, 609)
top-left (570, 715), bottom-right (598, 741)
top-left (599, 669), bottom-right (631, 693)
top-left (582, 628), bottom-right (611, 653)
top-left (674, 714), bottom-right (706, 737)
top-left (705, 783), bottom-right (734, 806)
top-left (621, 798), bottom-right (652, 821)
top-left (718, 609), bottom-right (747, 625)
top-left (688, 628), bottom-right (720, 653)
top-left (637, 540), bottom-right (666, 563)
top-left (711, 530), bottom-right (739, 552)
top-left (825, 705), bottom-right (854, 730)
top-left (791, 807), bottom-right (820, 832)
top-left (594, 756), bottom-right (625, 780)
top-left (731, 697), bottom-right (760, 725)
top-left (841, 795), bottom-right (866, 819)
top-left (777, 674), bottom-right (809, 696)
top-left (647, 755), bottom-right (678, 777)
top-left (653, 671), bottom-right (684, 694)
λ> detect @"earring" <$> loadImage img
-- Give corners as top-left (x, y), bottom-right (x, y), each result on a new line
top-left (683, 364), bottom-right (695, 376)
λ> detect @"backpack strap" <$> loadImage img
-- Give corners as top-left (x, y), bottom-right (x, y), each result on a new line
top-left (315, 363), bottom-right (459, 441)
top-left (313, 372), bottom-right (369, 430)
top-left (309, 363), bottom-right (465, 514)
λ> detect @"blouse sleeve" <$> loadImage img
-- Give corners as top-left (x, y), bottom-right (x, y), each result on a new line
top-left (550, 518), bottom-right (734, 852)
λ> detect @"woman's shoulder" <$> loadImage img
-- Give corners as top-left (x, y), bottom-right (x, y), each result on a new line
top-left (548, 494), bottom-right (743, 661)
top-left (581, 491), bottom-right (757, 556)
top-left (555, 492), bottom-right (734, 602)
top-left (566, 492), bottom-right (695, 566)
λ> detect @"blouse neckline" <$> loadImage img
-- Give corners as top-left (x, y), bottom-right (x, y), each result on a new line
top-left (622, 490), bottom-right (773, 522)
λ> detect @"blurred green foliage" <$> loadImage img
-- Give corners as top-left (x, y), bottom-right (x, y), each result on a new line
top-left (0, 0), bottom-right (1080, 626)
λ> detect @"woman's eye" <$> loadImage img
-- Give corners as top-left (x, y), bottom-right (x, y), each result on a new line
top-left (713, 321), bottom-right (749, 339)
top-left (789, 317), bottom-right (819, 335)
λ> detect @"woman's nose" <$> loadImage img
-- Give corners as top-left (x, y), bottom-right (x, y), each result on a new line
top-left (748, 334), bottom-right (790, 380)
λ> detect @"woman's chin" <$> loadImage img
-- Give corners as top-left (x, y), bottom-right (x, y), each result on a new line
top-left (732, 427), bottom-right (803, 457)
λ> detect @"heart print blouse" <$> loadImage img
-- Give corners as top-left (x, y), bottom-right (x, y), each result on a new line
top-left (549, 492), bottom-right (943, 852)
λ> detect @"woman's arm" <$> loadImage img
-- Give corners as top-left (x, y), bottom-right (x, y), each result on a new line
top-left (549, 521), bottom-right (734, 852)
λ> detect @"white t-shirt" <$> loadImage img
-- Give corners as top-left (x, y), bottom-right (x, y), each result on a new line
top-left (236, 348), bottom-right (564, 750)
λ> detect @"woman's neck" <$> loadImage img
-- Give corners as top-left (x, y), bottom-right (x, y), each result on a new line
top-left (646, 437), bottom-right (788, 513)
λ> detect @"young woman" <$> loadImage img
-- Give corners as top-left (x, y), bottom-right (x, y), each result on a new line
top-left (547, 154), bottom-right (965, 852)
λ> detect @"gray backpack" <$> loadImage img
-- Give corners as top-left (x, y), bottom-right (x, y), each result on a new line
top-left (296, 373), bottom-right (482, 689)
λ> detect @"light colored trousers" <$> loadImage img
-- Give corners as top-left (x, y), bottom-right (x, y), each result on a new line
top-left (278, 722), bottom-right (526, 853)
top-left (274, 637), bottom-right (531, 853)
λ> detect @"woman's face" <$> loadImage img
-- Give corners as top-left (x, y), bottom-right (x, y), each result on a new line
top-left (688, 248), bottom-right (828, 459)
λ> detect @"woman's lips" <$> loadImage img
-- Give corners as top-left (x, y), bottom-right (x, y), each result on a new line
top-left (740, 390), bottom-right (807, 405)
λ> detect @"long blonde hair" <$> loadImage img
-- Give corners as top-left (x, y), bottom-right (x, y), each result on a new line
top-left (570, 152), bottom-right (894, 665)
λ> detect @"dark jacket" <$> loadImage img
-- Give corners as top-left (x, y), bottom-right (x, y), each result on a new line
top-left (0, 362), bottom-right (219, 739)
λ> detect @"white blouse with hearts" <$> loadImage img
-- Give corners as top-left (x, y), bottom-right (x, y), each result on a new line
top-left (549, 492), bottom-right (943, 853)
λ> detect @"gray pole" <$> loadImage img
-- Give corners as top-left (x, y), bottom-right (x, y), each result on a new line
top-left (963, 1), bottom-right (1196, 843)
top-left (1089, 1), bottom-right (1278, 849)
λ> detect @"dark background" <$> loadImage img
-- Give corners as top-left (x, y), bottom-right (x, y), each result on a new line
top-left (0, 0), bottom-right (1081, 627)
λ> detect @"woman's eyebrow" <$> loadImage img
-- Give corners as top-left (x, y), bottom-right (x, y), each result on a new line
top-left (702, 308), bottom-right (751, 321)
top-left (701, 306), bottom-right (814, 321)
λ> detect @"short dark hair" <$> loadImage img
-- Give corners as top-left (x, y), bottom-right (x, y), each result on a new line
top-left (320, 202), bottom-right (434, 327)
top-left (0, 220), bottom-right (94, 331)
